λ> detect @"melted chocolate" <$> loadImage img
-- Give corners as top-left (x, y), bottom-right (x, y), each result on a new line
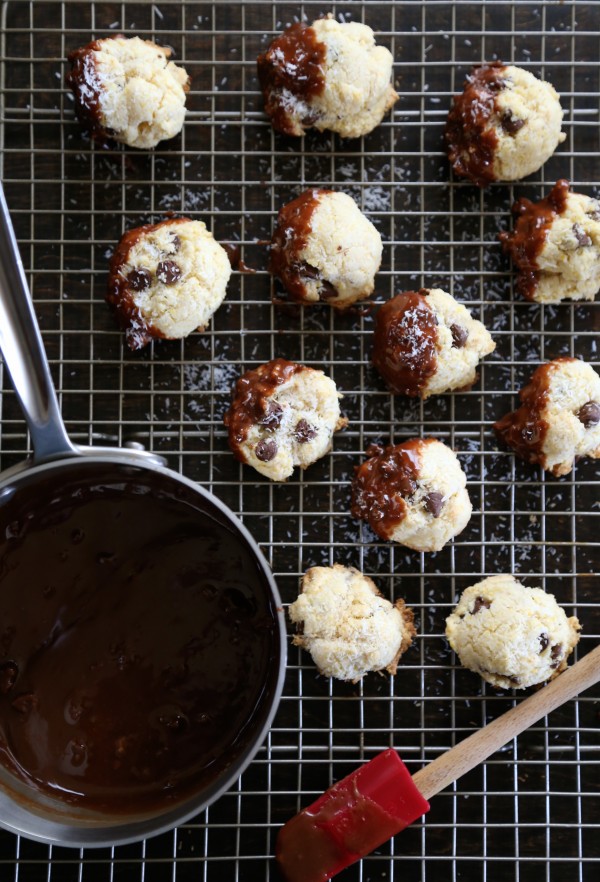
top-left (372, 291), bottom-right (439, 396)
top-left (256, 22), bottom-right (326, 136)
top-left (444, 62), bottom-right (509, 186)
top-left (269, 189), bottom-right (330, 303)
top-left (224, 358), bottom-right (306, 456)
top-left (106, 217), bottom-right (191, 351)
top-left (0, 462), bottom-right (279, 814)
top-left (499, 179), bottom-right (571, 301)
top-left (494, 358), bottom-right (577, 465)
top-left (223, 243), bottom-right (241, 269)
top-left (351, 440), bottom-right (425, 539)
top-left (66, 38), bottom-right (118, 140)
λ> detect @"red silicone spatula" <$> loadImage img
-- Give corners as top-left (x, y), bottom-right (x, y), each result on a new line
top-left (276, 644), bottom-right (600, 882)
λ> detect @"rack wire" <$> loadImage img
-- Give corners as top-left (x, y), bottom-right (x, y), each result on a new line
top-left (0, 1), bottom-right (598, 880)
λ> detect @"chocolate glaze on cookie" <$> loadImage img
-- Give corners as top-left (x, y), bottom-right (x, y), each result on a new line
top-left (106, 217), bottom-right (191, 350)
top-left (351, 440), bottom-right (425, 539)
top-left (493, 359), bottom-right (572, 464)
top-left (224, 358), bottom-right (306, 455)
top-left (270, 189), bottom-right (337, 303)
top-left (499, 179), bottom-right (571, 300)
top-left (66, 37), bottom-right (117, 139)
top-left (257, 22), bottom-right (327, 136)
top-left (444, 62), bottom-right (509, 186)
top-left (372, 291), bottom-right (439, 396)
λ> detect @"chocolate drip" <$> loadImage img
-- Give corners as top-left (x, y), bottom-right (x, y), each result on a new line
top-left (257, 22), bottom-right (327, 136)
top-left (444, 62), bottom-right (509, 186)
top-left (499, 179), bottom-right (571, 301)
top-left (106, 217), bottom-right (192, 351)
top-left (351, 440), bottom-right (426, 539)
top-left (494, 358), bottom-right (577, 465)
top-left (66, 37), bottom-right (118, 139)
top-left (224, 358), bottom-right (306, 456)
top-left (372, 291), bottom-right (439, 396)
top-left (269, 189), bottom-right (330, 303)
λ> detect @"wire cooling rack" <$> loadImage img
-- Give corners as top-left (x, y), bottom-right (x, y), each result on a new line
top-left (0, 1), bottom-right (599, 880)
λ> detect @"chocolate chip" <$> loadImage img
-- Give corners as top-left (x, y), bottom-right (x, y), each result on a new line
top-left (573, 224), bottom-right (592, 247)
top-left (587, 208), bottom-right (600, 222)
top-left (295, 419), bottom-right (317, 442)
top-left (550, 643), bottom-right (563, 661)
top-left (127, 268), bottom-right (152, 291)
top-left (577, 401), bottom-right (600, 428)
top-left (450, 323), bottom-right (468, 348)
top-left (319, 281), bottom-right (338, 301)
top-left (0, 661), bottom-right (18, 694)
top-left (261, 401), bottom-right (283, 429)
top-left (500, 111), bottom-right (526, 136)
top-left (424, 491), bottom-right (444, 518)
top-left (302, 111), bottom-right (320, 127)
top-left (470, 596), bottom-right (491, 614)
top-left (508, 675), bottom-right (521, 686)
top-left (157, 259), bottom-right (182, 285)
top-left (300, 262), bottom-right (321, 281)
top-left (255, 438), bottom-right (278, 462)
top-left (538, 632), bottom-right (549, 653)
top-left (170, 234), bottom-right (181, 252)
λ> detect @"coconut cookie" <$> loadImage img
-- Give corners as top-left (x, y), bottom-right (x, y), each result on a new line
top-left (257, 15), bottom-right (397, 138)
top-left (66, 35), bottom-right (190, 149)
top-left (351, 439), bottom-right (472, 552)
top-left (106, 217), bottom-right (231, 350)
top-left (445, 575), bottom-right (581, 690)
top-left (288, 564), bottom-right (415, 681)
top-left (372, 288), bottom-right (496, 397)
top-left (494, 357), bottom-right (600, 476)
top-left (445, 63), bottom-right (565, 186)
top-left (224, 358), bottom-right (347, 481)
top-left (270, 189), bottom-right (383, 308)
top-left (499, 179), bottom-right (600, 303)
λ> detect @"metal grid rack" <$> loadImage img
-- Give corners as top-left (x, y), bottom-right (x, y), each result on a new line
top-left (0, 1), bottom-right (598, 879)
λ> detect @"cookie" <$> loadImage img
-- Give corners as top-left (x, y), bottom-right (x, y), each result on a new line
top-left (445, 63), bottom-right (565, 186)
top-left (257, 15), bottom-right (397, 138)
top-left (351, 439), bottom-right (472, 552)
top-left (106, 217), bottom-right (231, 350)
top-left (224, 359), bottom-right (347, 481)
top-left (270, 189), bottom-right (382, 308)
top-left (494, 357), bottom-right (600, 476)
top-left (445, 575), bottom-right (581, 689)
top-left (372, 288), bottom-right (496, 397)
top-left (288, 564), bottom-right (415, 681)
top-left (66, 35), bottom-right (190, 149)
top-left (499, 179), bottom-right (600, 303)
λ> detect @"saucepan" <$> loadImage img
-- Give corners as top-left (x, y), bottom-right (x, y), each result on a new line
top-left (0, 184), bottom-right (287, 847)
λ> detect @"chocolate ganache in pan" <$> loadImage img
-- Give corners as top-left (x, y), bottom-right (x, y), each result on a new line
top-left (0, 462), bottom-right (280, 815)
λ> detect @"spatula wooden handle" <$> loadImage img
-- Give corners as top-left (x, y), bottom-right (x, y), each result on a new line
top-left (412, 644), bottom-right (600, 801)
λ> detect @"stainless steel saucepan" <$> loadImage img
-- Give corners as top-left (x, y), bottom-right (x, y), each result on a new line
top-left (0, 184), bottom-right (287, 847)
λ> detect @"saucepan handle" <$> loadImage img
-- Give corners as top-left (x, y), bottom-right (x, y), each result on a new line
top-left (0, 184), bottom-right (78, 462)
